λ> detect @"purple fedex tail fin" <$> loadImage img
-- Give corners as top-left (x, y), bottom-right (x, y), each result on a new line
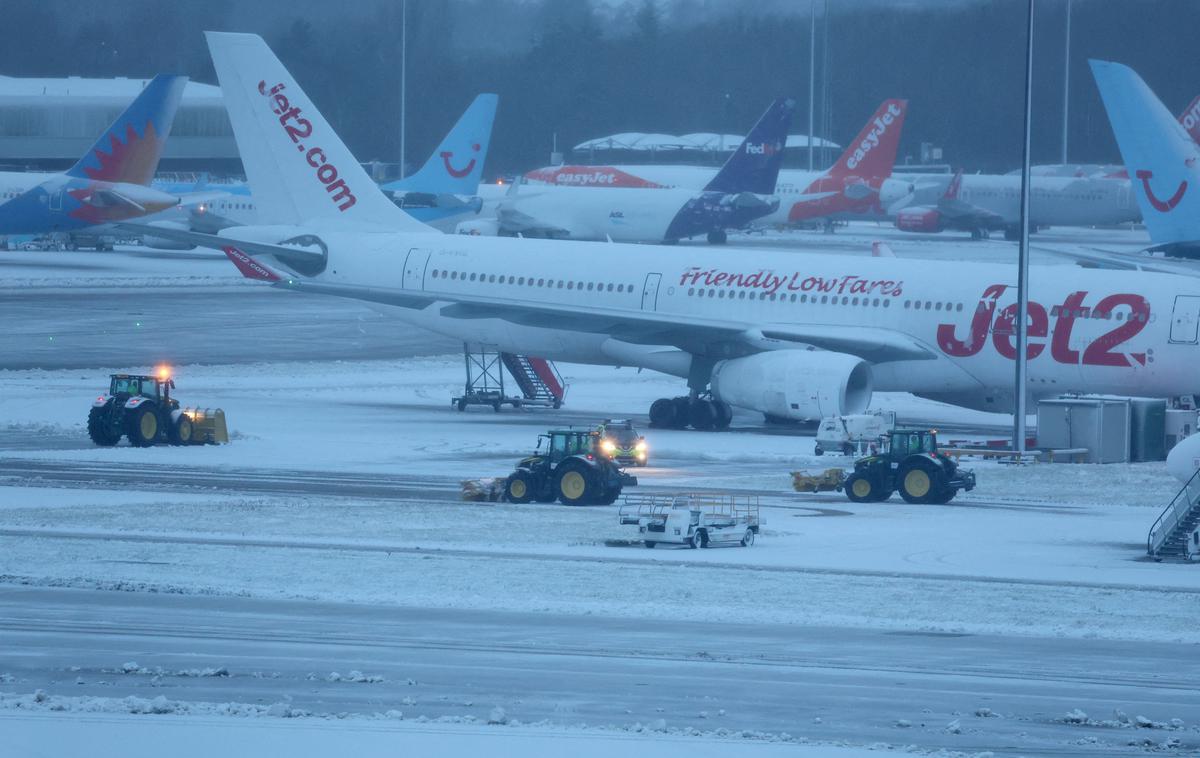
top-left (703, 98), bottom-right (795, 195)
top-left (66, 74), bottom-right (187, 186)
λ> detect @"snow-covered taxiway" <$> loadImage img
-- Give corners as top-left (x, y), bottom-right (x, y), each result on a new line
top-left (1, 228), bottom-right (1198, 756)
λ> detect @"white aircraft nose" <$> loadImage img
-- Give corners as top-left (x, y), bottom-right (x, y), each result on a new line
top-left (1167, 430), bottom-right (1200, 484)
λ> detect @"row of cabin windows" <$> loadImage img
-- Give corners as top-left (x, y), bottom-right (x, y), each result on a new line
top-left (686, 287), bottom-right (893, 308)
top-left (430, 268), bottom-right (636, 293)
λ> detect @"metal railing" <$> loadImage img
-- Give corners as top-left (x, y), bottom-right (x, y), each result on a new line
top-left (619, 493), bottom-right (760, 525)
top-left (1148, 467), bottom-right (1200, 557)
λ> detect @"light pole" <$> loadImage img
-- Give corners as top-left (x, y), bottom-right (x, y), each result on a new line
top-left (1014, 0), bottom-right (1035, 456)
top-left (1061, 0), bottom-right (1072, 164)
top-left (399, 0), bottom-right (408, 179)
top-left (808, 0), bottom-right (816, 171)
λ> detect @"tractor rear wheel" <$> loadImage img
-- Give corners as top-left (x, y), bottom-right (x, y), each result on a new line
top-left (125, 404), bottom-right (160, 447)
top-left (595, 485), bottom-right (621, 505)
top-left (555, 461), bottom-right (596, 505)
top-left (505, 471), bottom-right (536, 503)
top-left (170, 414), bottom-right (194, 445)
top-left (898, 459), bottom-right (945, 504)
top-left (930, 488), bottom-right (957, 505)
top-left (87, 404), bottom-right (120, 447)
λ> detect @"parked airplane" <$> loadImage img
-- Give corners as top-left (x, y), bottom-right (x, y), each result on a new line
top-left (382, 93), bottom-right (498, 232)
top-left (131, 33), bottom-right (1200, 435)
top-left (1090, 60), bottom-right (1200, 258)
top-left (0, 74), bottom-right (187, 245)
top-left (525, 99), bottom-right (909, 229)
top-left (139, 95), bottom-right (500, 248)
top-left (458, 98), bottom-right (795, 244)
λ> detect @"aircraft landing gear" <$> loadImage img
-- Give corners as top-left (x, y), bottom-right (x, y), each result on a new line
top-left (706, 229), bottom-right (728, 245)
top-left (648, 395), bottom-right (732, 431)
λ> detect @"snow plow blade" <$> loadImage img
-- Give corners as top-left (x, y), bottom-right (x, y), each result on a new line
top-left (183, 407), bottom-right (229, 445)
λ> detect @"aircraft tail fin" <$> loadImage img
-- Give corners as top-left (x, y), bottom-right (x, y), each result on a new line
top-left (204, 32), bottom-right (430, 232)
top-left (386, 94), bottom-right (498, 195)
top-left (827, 99), bottom-right (907, 180)
top-left (65, 74), bottom-right (187, 186)
top-left (943, 169), bottom-right (963, 200)
top-left (703, 98), bottom-right (795, 195)
top-left (1178, 93), bottom-right (1200, 144)
top-left (1090, 59), bottom-right (1200, 248)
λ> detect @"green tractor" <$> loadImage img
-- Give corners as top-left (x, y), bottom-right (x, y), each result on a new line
top-left (505, 429), bottom-right (638, 505)
top-left (88, 371), bottom-right (192, 447)
top-left (843, 429), bottom-right (976, 505)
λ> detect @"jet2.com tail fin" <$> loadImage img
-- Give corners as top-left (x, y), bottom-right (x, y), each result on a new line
top-left (204, 31), bottom-right (431, 232)
top-left (1091, 59), bottom-right (1200, 250)
top-left (65, 74), bottom-right (187, 186)
top-left (703, 98), bottom-right (795, 195)
top-left (386, 94), bottom-right (498, 195)
top-left (826, 99), bottom-right (907, 180)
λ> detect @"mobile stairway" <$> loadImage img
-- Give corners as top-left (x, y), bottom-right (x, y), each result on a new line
top-left (1147, 467), bottom-right (1200, 561)
top-left (452, 343), bottom-right (566, 411)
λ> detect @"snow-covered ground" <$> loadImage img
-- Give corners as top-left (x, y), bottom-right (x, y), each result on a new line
top-left (2, 229), bottom-right (1199, 755)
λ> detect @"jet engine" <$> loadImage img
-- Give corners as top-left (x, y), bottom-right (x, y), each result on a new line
top-left (894, 207), bottom-right (945, 233)
top-left (140, 220), bottom-right (195, 250)
top-left (709, 350), bottom-right (872, 420)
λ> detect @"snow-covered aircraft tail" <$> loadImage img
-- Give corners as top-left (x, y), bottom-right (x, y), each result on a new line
top-left (384, 94), bottom-right (498, 195)
top-left (204, 31), bottom-right (430, 232)
top-left (1090, 59), bottom-right (1200, 254)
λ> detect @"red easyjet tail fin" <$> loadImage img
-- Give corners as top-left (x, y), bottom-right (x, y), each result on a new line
top-left (827, 99), bottom-right (908, 179)
top-left (943, 169), bottom-right (964, 200)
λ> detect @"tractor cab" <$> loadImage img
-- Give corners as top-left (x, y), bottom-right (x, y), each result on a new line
top-left (538, 430), bottom-right (600, 464)
top-left (108, 373), bottom-right (174, 405)
top-left (883, 430), bottom-right (939, 459)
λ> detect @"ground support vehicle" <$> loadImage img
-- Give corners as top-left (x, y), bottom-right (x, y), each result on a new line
top-left (88, 370), bottom-right (228, 448)
top-left (791, 468), bottom-right (846, 493)
top-left (844, 429), bottom-right (975, 504)
top-left (814, 411), bottom-right (896, 456)
top-left (504, 429), bottom-right (637, 505)
top-left (619, 493), bottom-right (760, 548)
top-left (597, 419), bottom-right (649, 466)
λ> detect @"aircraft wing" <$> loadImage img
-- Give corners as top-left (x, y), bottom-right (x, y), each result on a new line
top-left (935, 198), bottom-right (1006, 228)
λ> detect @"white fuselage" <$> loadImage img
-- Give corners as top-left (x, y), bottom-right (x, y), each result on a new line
top-left (289, 227), bottom-right (1200, 413)
top-left (496, 185), bottom-right (706, 242)
top-left (894, 173), bottom-right (1141, 227)
top-left (0, 171), bottom-right (51, 204)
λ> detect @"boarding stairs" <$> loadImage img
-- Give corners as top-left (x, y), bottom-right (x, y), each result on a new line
top-left (1147, 467), bottom-right (1200, 561)
top-left (500, 352), bottom-right (565, 408)
top-left (452, 344), bottom-right (566, 411)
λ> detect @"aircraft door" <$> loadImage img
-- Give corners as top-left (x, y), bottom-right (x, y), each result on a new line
top-left (1169, 295), bottom-right (1200, 344)
top-left (48, 190), bottom-right (63, 212)
top-left (641, 273), bottom-right (662, 311)
top-left (402, 248), bottom-right (431, 290)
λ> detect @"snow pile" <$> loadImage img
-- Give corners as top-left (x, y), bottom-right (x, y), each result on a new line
top-left (1061, 708), bottom-right (1187, 730)
top-left (113, 662), bottom-right (230, 678)
top-left (315, 671), bottom-right (384, 684)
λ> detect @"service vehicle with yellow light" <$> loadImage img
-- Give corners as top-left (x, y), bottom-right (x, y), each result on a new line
top-left (504, 429), bottom-right (637, 505)
top-left (597, 418), bottom-right (649, 467)
top-left (843, 429), bottom-right (975, 504)
top-left (87, 367), bottom-right (228, 447)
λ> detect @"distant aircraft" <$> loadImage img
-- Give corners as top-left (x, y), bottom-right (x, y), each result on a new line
top-left (525, 99), bottom-right (909, 231)
top-left (129, 32), bottom-right (1200, 437)
top-left (0, 74), bottom-right (187, 246)
top-left (1091, 60), bottom-right (1200, 258)
top-left (382, 93), bottom-right (498, 232)
top-left (139, 95), bottom-right (500, 247)
top-left (882, 169), bottom-right (1140, 240)
top-left (461, 98), bottom-right (794, 244)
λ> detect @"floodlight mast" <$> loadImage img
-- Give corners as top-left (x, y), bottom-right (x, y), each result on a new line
top-left (1014, 0), bottom-right (1035, 455)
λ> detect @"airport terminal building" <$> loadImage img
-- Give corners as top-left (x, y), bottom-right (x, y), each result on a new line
top-left (0, 75), bottom-right (239, 173)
